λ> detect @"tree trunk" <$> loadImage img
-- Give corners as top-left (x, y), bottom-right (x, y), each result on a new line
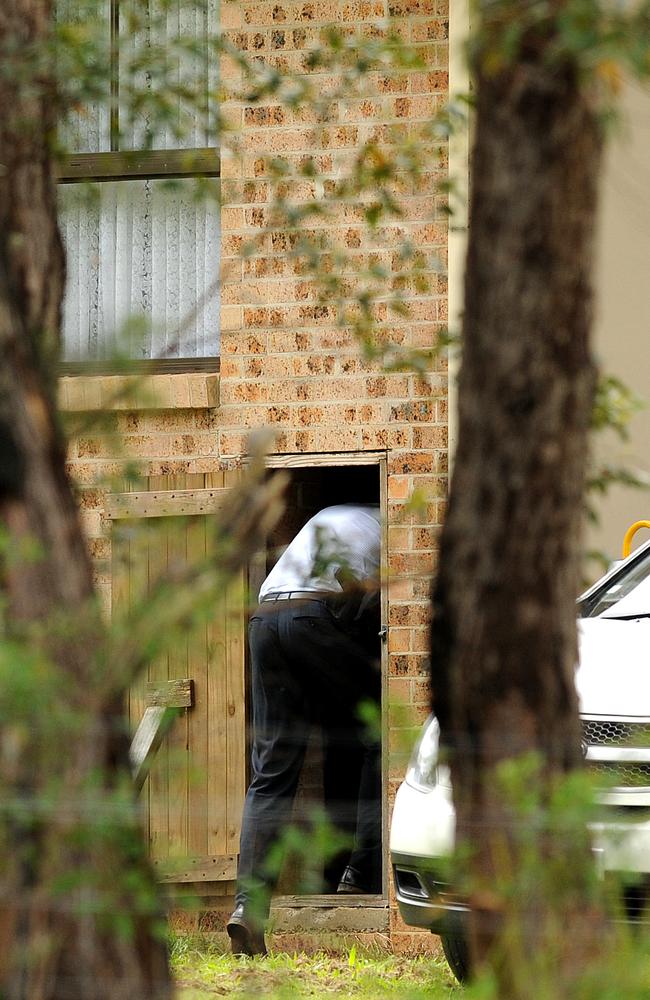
top-left (0, 4), bottom-right (173, 997)
top-left (430, 11), bottom-right (609, 994)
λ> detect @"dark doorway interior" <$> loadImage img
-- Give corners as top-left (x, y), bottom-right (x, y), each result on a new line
top-left (248, 462), bottom-right (384, 899)
top-left (266, 464), bottom-right (379, 572)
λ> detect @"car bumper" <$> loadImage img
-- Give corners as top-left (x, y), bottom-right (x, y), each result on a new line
top-left (391, 850), bottom-right (468, 934)
top-left (390, 782), bottom-right (650, 932)
top-left (389, 779), bottom-right (459, 934)
top-left (592, 814), bottom-right (650, 874)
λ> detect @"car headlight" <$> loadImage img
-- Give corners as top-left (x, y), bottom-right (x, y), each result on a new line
top-left (405, 715), bottom-right (440, 792)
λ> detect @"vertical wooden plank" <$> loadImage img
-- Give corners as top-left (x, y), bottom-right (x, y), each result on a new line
top-left (222, 467), bottom-right (250, 857)
top-left (166, 474), bottom-right (189, 860)
top-left (111, 497), bottom-right (134, 783)
top-left (111, 492), bottom-right (130, 705)
top-left (129, 499), bottom-right (153, 847)
top-left (121, 475), bottom-right (152, 841)
top-left (127, 519), bottom-right (149, 759)
top-left (205, 470), bottom-right (225, 491)
top-left (147, 474), bottom-right (171, 861)
top-left (225, 569), bottom-right (246, 856)
top-left (206, 606), bottom-right (228, 856)
top-left (222, 468), bottom-right (239, 491)
top-left (205, 470), bottom-right (228, 856)
top-left (186, 474), bottom-right (209, 858)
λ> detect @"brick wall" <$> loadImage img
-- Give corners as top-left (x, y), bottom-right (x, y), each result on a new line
top-left (220, 3), bottom-right (448, 948)
top-left (61, 0), bottom-right (449, 954)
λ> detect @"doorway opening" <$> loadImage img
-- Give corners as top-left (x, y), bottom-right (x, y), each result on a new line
top-left (248, 455), bottom-right (387, 906)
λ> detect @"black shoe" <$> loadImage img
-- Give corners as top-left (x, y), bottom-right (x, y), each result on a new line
top-left (226, 905), bottom-right (267, 957)
top-left (336, 866), bottom-right (368, 894)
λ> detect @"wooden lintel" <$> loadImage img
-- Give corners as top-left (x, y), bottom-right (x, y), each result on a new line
top-left (264, 451), bottom-right (386, 469)
top-left (154, 854), bottom-right (237, 883)
top-left (57, 148), bottom-right (220, 183)
top-left (146, 678), bottom-right (194, 709)
top-left (58, 371), bottom-right (220, 411)
top-left (106, 488), bottom-right (229, 519)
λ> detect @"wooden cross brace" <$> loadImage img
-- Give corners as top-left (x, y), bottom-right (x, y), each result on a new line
top-left (129, 678), bottom-right (194, 793)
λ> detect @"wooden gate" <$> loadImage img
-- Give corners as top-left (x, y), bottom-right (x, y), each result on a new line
top-left (108, 472), bottom-right (247, 886)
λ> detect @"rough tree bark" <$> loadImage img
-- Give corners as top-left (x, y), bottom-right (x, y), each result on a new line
top-left (0, 3), bottom-right (175, 999)
top-left (0, 7), bottom-right (286, 991)
top-left (430, 9), bottom-right (609, 995)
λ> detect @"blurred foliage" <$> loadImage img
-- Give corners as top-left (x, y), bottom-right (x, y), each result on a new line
top-left (586, 373), bottom-right (649, 574)
top-left (470, 0), bottom-right (650, 86)
top-left (588, 374), bottom-right (648, 513)
top-left (451, 753), bottom-right (650, 998)
top-left (592, 374), bottom-right (644, 438)
top-left (3, 0), bottom-right (650, 987)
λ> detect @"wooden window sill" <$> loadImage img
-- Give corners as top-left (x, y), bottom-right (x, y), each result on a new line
top-left (58, 372), bottom-right (220, 411)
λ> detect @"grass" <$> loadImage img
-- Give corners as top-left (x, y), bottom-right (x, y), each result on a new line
top-left (171, 937), bottom-right (462, 999)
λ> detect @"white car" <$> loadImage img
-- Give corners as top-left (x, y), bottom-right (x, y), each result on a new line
top-left (390, 537), bottom-right (650, 982)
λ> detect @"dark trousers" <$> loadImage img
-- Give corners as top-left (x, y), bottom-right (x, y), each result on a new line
top-left (235, 598), bottom-right (381, 920)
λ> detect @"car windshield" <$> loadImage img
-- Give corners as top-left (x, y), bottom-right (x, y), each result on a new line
top-left (580, 545), bottom-right (650, 618)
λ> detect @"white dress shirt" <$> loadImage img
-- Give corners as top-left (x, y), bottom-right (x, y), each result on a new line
top-left (259, 505), bottom-right (381, 601)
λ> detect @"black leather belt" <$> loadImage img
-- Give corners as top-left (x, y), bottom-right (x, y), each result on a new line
top-left (261, 591), bottom-right (332, 602)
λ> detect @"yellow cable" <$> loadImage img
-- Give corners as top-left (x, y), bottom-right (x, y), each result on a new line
top-left (622, 520), bottom-right (650, 558)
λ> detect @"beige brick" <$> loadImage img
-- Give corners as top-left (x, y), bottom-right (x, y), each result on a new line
top-left (412, 629), bottom-right (431, 654)
top-left (391, 550), bottom-right (435, 577)
top-left (388, 628), bottom-right (411, 654)
top-left (361, 427), bottom-right (411, 449)
top-left (169, 378), bottom-right (191, 409)
top-left (387, 525), bottom-right (410, 551)
top-left (220, 306), bottom-right (244, 333)
top-left (124, 435), bottom-right (171, 458)
top-left (412, 526), bottom-right (438, 549)
top-left (388, 451), bottom-right (435, 475)
top-left (219, 357), bottom-right (245, 378)
top-left (387, 576), bottom-right (416, 603)
top-left (79, 508), bottom-right (102, 539)
top-left (219, 430), bottom-right (250, 457)
top-left (412, 425), bottom-right (447, 449)
top-left (221, 206), bottom-right (246, 230)
top-left (388, 476), bottom-right (410, 500)
top-left (389, 603), bottom-right (431, 627)
top-left (389, 400), bottom-right (435, 423)
top-left (222, 331), bottom-right (267, 354)
top-left (77, 438), bottom-right (103, 458)
top-left (220, 151), bottom-right (244, 181)
top-left (388, 677), bottom-right (412, 704)
top-left (302, 426), bottom-right (362, 451)
top-left (220, 1), bottom-right (243, 28)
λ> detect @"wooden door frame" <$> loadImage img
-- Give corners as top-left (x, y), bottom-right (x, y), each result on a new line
top-left (262, 450), bottom-right (389, 915)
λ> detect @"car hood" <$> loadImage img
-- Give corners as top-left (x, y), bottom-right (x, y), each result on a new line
top-left (577, 617), bottom-right (650, 716)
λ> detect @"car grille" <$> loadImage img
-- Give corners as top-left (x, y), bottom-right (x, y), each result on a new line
top-left (583, 720), bottom-right (650, 748)
top-left (583, 719), bottom-right (650, 789)
top-left (589, 762), bottom-right (650, 787)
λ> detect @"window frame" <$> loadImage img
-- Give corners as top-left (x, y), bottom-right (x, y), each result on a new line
top-left (57, 0), bottom-right (221, 375)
